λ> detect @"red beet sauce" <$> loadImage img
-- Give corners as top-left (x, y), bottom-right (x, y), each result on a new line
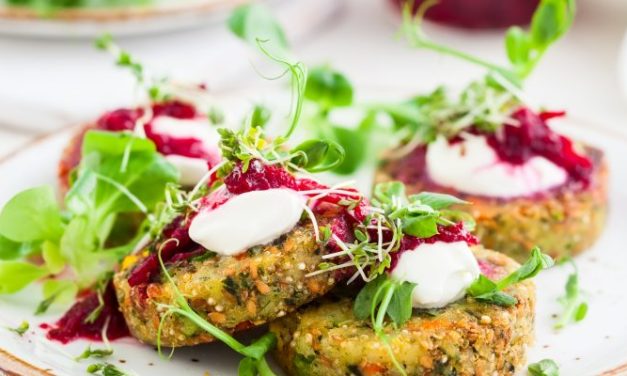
top-left (389, 222), bottom-right (479, 270)
top-left (42, 283), bottom-right (129, 344)
top-left (127, 159), bottom-right (367, 288)
top-left (485, 108), bottom-right (592, 186)
top-left (391, 0), bottom-right (539, 29)
top-left (391, 107), bottom-right (593, 195)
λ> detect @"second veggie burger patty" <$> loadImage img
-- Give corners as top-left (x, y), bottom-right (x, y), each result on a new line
top-left (270, 247), bottom-right (535, 376)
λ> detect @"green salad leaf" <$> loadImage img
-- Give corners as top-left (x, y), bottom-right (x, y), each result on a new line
top-left (0, 130), bottom-right (177, 300)
top-left (0, 186), bottom-right (63, 243)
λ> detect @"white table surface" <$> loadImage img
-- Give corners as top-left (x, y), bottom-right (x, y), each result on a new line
top-left (0, 0), bottom-right (626, 158)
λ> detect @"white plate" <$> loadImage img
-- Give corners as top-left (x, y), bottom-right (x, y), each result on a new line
top-left (0, 0), bottom-right (249, 38)
top-left (1, 102), bottom-right (627, 375)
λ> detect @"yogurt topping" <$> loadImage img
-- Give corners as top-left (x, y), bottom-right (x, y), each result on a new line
top-left (189, 188), bottom-right (306, 256)
top-left (426, 134), bottom-right (568, 198)
top-left (390, 240), bottom-right (480, 309)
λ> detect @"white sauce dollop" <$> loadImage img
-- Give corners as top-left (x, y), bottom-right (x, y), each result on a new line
top-left (390, 241), bottom-right (480, 309)
top-left (425, 134), bottom-right (567, 198)
top-left (189, 188), bottom-right (306, 256)
top-left (150, 116), bottom-right (221, 185)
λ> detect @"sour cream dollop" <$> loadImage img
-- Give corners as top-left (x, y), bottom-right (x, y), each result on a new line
top-left (425, 134), bottom-right (568, 198)
top-left (149, 116), bottom-right (221, 185)
top-left (390, 241), bottom-right (480, 309)
top-left (189, 188), bottom-right (306, 256)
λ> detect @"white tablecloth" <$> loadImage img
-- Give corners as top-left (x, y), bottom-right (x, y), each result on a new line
top-left (0, 0), bottom-right (626, 158)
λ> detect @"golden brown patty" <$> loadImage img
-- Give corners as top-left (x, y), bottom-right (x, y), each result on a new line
top-left (270, 247), bottom-right (535, 376)
top-left (113, 220), bottom-right (342, 347)
top-left (376, 145), bottom-right (608, 262)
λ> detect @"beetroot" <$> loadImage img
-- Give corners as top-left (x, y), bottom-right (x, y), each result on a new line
top-left (485, 107), bottom-right (593, 186)
top-left (43, 283), bottom-right (129, 344)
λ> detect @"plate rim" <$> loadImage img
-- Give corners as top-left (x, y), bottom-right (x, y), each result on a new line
top-left (0, 0), bottom-right (246, 22)
top-left (0, 112), bottom-right (626, 376)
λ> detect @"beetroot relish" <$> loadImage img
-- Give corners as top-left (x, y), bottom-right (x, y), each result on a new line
top-left (390, 223), bottom-right (478, 270)
top-left (95, 100), bottom-right (217, 162)
top-left (43, 283), bottom-right (129, 344)
top-left (127, 159), bottom-right (367, 287)
top-left (484, 107), bottom-right (593, 185)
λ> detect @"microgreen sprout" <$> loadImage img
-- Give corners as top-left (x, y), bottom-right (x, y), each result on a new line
top-left (554, 258), bottom-right (588, 329)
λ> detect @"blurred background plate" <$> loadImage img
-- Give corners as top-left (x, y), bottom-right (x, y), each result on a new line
top-left (0, 0), bottom-right (261, 38)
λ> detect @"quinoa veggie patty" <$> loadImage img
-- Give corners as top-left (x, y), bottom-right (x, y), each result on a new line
top-left (270, 247), bottom-right (535, 376)
top-left (113, 220), bottom-right (343, 347)
top-left (375, 145), bottom-right (608, 262)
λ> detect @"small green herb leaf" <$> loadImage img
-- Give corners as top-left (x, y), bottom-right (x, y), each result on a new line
top-left (468, 247), bottom-right (553, 306)
top-left (7, 321), bottom-right (29, 336)
top-left (305, 66), bottom-right (354, 109)
top-left (410, 192), bottom-right (468, 210)
top-left (354, 274), bottom-right (388, 320)
top-left (555, 260), bottom-right (588, 329)
top-left (528, 358), bottom-right (559, 376)
top-left (76, 345), bottom-right (114, 361)
top-left (86, 362), bottom-right (130, 376)
top-left (505, 26), bottom-right (530, 66)
top-left (386, 281), bottom-right (416, 326)
top-left (228, 3), bottom-right (289, 58)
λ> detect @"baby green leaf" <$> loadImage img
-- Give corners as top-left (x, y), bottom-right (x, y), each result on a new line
top-left (250, 104), bottom-right (271, 128)
top-left (354, 274), bottom-right (388, 320)
top-left (386, 281), bottom-right (416, 326)
top-left (0, 261), bottom-right (48, 294)
top-left (528, 359), bottom-right (559, 376)
top-left (505, 26), bottom-right (530, 66)
top-left (86, 362), bottom-right (129, 376)
top-left (402, 215), bottom-right (438, 238)
top-left (555, 261), bottom-right (588, 329)
top-left (468, 247), bottom-right (553, 307)
top-left (410, 192), bottom-right (468, 210)
top-left (228, 3), bottom-right (289, 58)
top-left (0, 235), bottom-right (36, 261)
top-left (530, 0), bottom-right (572, 47)
top-left (238, 357), bottom-right (257, 376)
top-left (305, 66), bottom-right (354, 109)
top-left (76, 345), bottom-right (113, 361)
top-left (42, 241), bottom-right (65, 274)
top-left (290, 139), bottom-right (345, 173)
top-left (7, 321), bottom-right (29, 336)
top-left (0, 186), bottom-right (63, 243)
